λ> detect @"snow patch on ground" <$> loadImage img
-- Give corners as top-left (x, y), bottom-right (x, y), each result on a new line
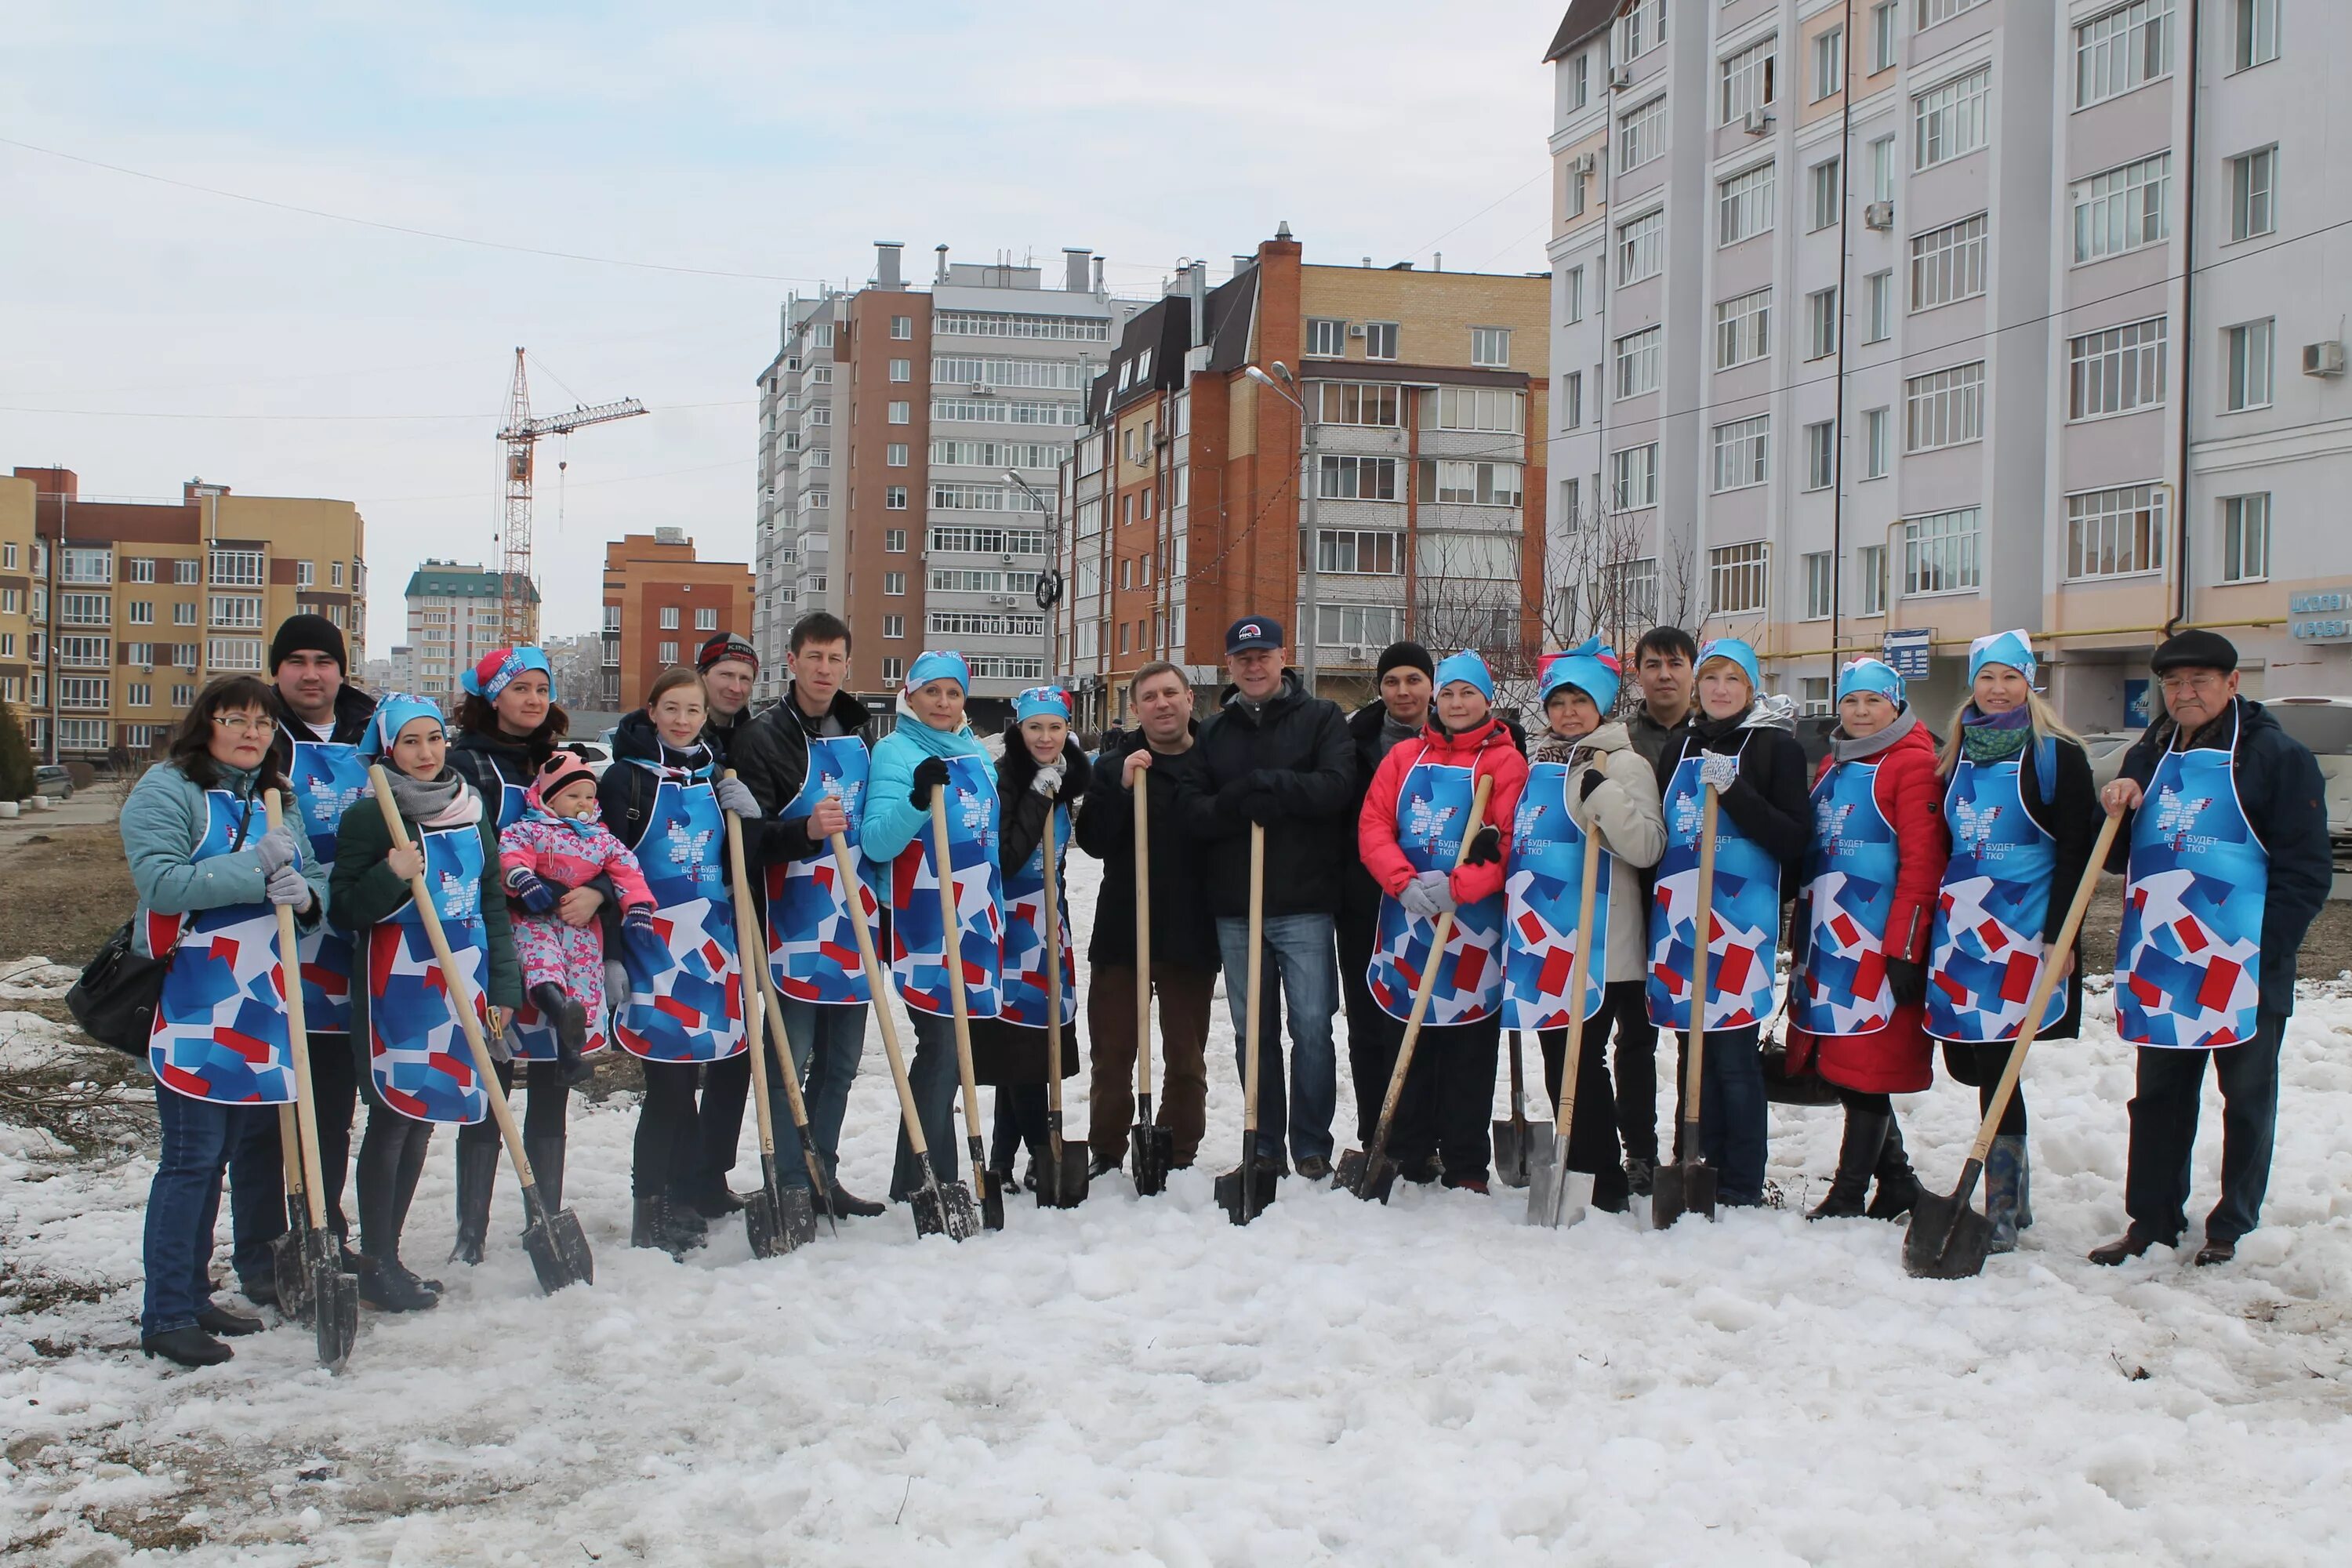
top-left (4, 866), bottom-right (2351, 1563)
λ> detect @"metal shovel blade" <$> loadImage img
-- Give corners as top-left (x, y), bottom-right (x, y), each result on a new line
top-left (1904, 1160), bottom-right (1993, 1279)
top-left (978, 1177), bottom-right (1006, 1232)
top-left (1651, 1157), bottom-right (1717, 1230)
top-left (1131, 1123), bottom-right (1174, 1197)
top-left (1214, 1162), bottom-right (1279, 1225)
top-left (271, 1227), bottom-right (315, 1325)
top-left (743, 1189), bottom-right (796, 1259)
top-left (521, 1195), bottom-right (595, 1293)
top-left (1334, 1146), bottom-right (1400, 1203)
top-left (1038, 1141), bottom-right (1091, 1210)
top-left (1492, 1113), bottom-right (1532, 1189)
top-left (304, 1227), bottom-right (358, 1371)
top-left (1523, 1133), bottom-right (1591, 1229)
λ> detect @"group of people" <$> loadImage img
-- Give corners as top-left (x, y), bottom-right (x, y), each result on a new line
top-left (119, 604), bottom-right (2332, 1370)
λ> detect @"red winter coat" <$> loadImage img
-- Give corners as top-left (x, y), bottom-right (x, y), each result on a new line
top-left (1358, 716), bottom-right (1529, 906)
top-left (1802, 717), bottom-right (1949, 1094)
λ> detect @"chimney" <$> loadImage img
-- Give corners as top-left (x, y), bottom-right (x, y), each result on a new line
top-left (1062, 247), bottom-right (1092, 293)
top-left (1189, 260), bottom-right (1210, 348)
top-left (935, 243), bottom-right (950, 283)
top-left (1232, 255), bottom-right (1252, 274)
top-left (1362, 256), bottom-right (1373, 268)
top-left (1276, 220), bottom-right (1294, 240)
top-left (873, 241), bottom-right (904, 289)
top-left (1434, 251), bottom-right (1443, 271)
top-left (1092, 256), bottom-right (1105, 295)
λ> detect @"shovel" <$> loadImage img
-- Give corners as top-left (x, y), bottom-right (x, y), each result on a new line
top-left (368, 768), bottom-right (593, 1292)
top-left (1492, 1035), bottom-right (1532, 1189)
top-left (829, 830), bottom-right (977, 1241)
top-left (931, 786), bottom-right (1005, 1232)
top-left (1128, 775), bottom-right (1174, 1196)
top-left (1036, 810), bottom-right (1089, 1208)
top-left (268, 1103), bottom-right (318, 1324)
top-left (1214, 825), bottom-right (1276, 1225)
top-left (720, 774), bottom-right (815, 1257)
top-left (1653, 785), bottom-right (1720, 1231)
top-left (264, 792), bottom-right (358, 1368)
top-left (1338, 775), bottom-right (1497, 1202)
top-left (1907, 813), bottom-right (2120, 1279)
top-left (1526, 822), bottom-right (1607, 1228)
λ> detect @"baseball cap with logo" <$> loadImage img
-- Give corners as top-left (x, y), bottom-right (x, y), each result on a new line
top-left (1225, 615), bottom-right (1285, 654)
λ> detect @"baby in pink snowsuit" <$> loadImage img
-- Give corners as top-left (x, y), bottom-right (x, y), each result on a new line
top-left (496, 750), bottom-right (655, 1083)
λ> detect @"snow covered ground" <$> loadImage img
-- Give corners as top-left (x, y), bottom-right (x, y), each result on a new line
top-left (5, 855), bottom-right (2352, 1566)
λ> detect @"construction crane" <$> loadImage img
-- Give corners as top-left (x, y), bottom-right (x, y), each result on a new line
top-left (496, 347), bottom-right (646, 644)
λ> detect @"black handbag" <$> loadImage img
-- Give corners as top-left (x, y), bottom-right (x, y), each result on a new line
top-left (67, 793), bottom-right (255, 1060)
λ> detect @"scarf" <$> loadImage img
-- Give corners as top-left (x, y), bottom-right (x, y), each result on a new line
top-left (1959, 702), bottom-right (2033, 764)
top-left (1828, 707), bottom-right (1919, 764)
top-left (1690, 707), bottom-right (1751, 748)
top-left (386, 767), bottom-right (477, 830)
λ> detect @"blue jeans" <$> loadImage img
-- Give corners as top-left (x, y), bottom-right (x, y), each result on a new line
top-left (889, 1007), bottom-right (966, 1200)
top-left (1215, 913), bottom-right (1340, 1166)
top-left (142, 1085), bottom-right (281, 1337)
top-left (2125, 1011), bottom-right (2286, 1245)
top-left (767, 996), bottom-right (866, 1189)
top-left (1682, 1024), bottom-right (1766, 1206)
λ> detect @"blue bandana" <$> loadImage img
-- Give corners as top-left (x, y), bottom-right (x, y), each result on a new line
top-left (1540, 637), bottom-right (1622, 713)
top-left (1969, 629), bottom-right (2037, 687)
top-left (1836, 657), bottom-right (1905, 705)
top-left (1432, 649), bottom-right (1494, 702)
top-left (361, 693), bottom-right (444, 760)
top-left (461, 645), bottom-right (551, 702)
top-left (1697, 637), bottom-right (1762, 694)
top-left (1014, 685), bottom-right (1072, 724)
top-left (905, 649), bottom-right (971, 695)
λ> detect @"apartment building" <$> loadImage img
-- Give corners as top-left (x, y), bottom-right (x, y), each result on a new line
top-left (751, 243), bottom-right (1135, 717)
top-left (1542, 0), bottom-right (2350, 726)
top-left (2, 466), bottom-right (365, 760)
top-left (599, 527), bottom-right (754, 710)
top-left (1058, 227), bottom-right (1550, 726)
top-left (403, 561), bottom-right (530, 705)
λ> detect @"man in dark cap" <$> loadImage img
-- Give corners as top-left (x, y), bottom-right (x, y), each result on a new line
top-left (1337, 641), bottom-right (1434, 1150)
top-left (2090, 630), bottom-right (2332, 1267)
top-left (695, 630), bottom-right (763, 763)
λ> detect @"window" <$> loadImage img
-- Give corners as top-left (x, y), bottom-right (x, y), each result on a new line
top-left (1416, 460), bottom-right (1526, 507)
top-left (334, 561), bottom-right (347, 587)
top-left (1720, 37), bottom-right (1777, 125)
top-left (208, 637), bottom-right (265, 670)
top-left (2221, 494), bottom-right (2271, 581)
top-left (1565, 267), bottom-right (1584, 323)
top-left (125, 681), bottom-right (151, 708)
top-left (2226, 319), bottom-right (2274, 411)
top-left (2075, 0), bottom-right (2174, 107)
top-left (1807, 288), bottom-right (1840, 359)
top-left (1306, 318), bottom-right (1347, 357)
top-left (1810, 157), bottom-right (1842, 230)
top-left (887, 358), bottom-right (911, 383)
top-left (1913, 66), bottom-right (1991, 170)
top-left (1864, 407), bottom-right (1892, 477)
top-left (1316, 604), bottom-right (1405, 649)
top-left (127, 600), bottom-right (154, 625)
top-left (1804, 552), bottom-right (1835, 619)
top-left (1567, 161), bottom-right (1588, 219)
top-left (927, 612), bottom-right (1046, 638)
top-left (1857, 544), bottom-right (1889, 614)
top-left (881, 485), bottom-right (908, 510)
top-left (1911, 214), bottom-right (1987, 310)
top-left (931, 357), bottom-right (1089, 390)
top-left (1917, 0), bottom-right (1987, 27)
top-left (1559, 477), bottom-right (1584, 527)
top-left (1813, 27), bottom-right (1845, 100)
top-left (1307, 529), bottom-right (1404, 575)
top-left (60, 546), bottom-right (112, 584)
top-left (1118, 622), bottom-right (1130, 655)
top-left (2230, 147), bottom-right (2277, 241)
top-left (882, 657), bottom-right (905, 684)
top-left (1868, 135), bottom-right (1897, 205)
top-left (2071, 154), bottom-right (2170, 263)
top-left (1316, 383), bottom-right (1402, 426)
top-left (1708, 542), bottom-right (1769, 613)
top-left (931, 438), bottom-right (1062, 470)
top-left (1712, 417), bottom-right (1770, 492)
top-left (1871, 2), bottom-right (1900, 70)
top-left (882, 615), bottom-right (906, 640)
top-left (1716, 288), bottom-right (1772, 369)
top-left (1611, 443), bottom-right (1660, 510)
top-left (209, 549), bottom-right (264, 586)
top-left (2069, 317), bottom-right (2168, 419)
top-left (932, 312), bottom-right (1105, 342)
top-left (1470, 328), bottom-right (1512, 368)
top-left (1617, 210), bottom-right (1664, 284)
top-left (58, 635), bottom-right (109, 668)
top-left (603, 604), bottom-right (622, 630)
top-left (171, 601), bottom-right (196, 626)
top-left (1618, 95), bottom-right (1667, 172)
top-left (2234, 0), bottom-right (2278, 70)
top-left (1864, 271), bottom-right (1893, 343)
top-left (1617, 325), bottom-right (1664, 395)
top-left (1602, 558), bottom-right (1661, 623)
top-left (883, 572), bottom-right (909, 597)
top-left (126, 557), bottom-right (154, 583)
top-left (1570, 50), bottom-right (1589, 111)
top-left (1719, 163), bottom-right (1777, 246)
top-left (1806, 421), bottom-right (1836, 490)
top-left (659, 607), bottom-right (681, 630)
top-left (1617, 0), bottom-right (1665, 59)
top-left (891, 315), bottom-right (913, 339)
top-left (1425, 386), bottom-right (1524, 432)
top-left (649, 639), bottom-right (675, 664)
top-left (58, 592), bottom-right (109, 626)
top-left (1561, 372), bottom-right (1584, 429)
top-left (1795, 677), bottom-right (1831, 717)
top-left (0, 542), bottom-right (13, 568)
top-left (1902, 507), bottom-right (1982, 593)
top-left (174, 558), bottom-right (200, 585)
top-left (2067, 484), bottom-right (2168, 578)
top-left (931, 397), bottom-right (1083, 426)
top-left (1316, 455), bottom-right (1399, 500)
top-left (0, 587), bottom-right (13, 612)
top-left (1905, 361), bottom-right (1984, 451)
top-left (695, 608), bottom-right (718, 631)
top-left (295, 560), bottom-right (314, 588)
top-left (883, 442), bottom-right (909, 466)
top-left (887, 401), bottom-right (911, 424)
top-left (1364, 322), bottom-right (1399, 360)
top-left (56, 718), bottom-right (110, 750)
top-left (170, 644), bottom-right (198, 667)
top-left (929, 526), bottom-right (1047, 555)
top-left (884, 528), bottom-right (909, 553)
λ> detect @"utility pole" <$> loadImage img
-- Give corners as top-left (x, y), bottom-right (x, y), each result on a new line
top-left (1246, 361), bottom-right (1317, 693)
top-left (1005, 470), bottom-right (1062, 680)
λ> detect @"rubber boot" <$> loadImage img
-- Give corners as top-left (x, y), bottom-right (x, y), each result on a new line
top-left (631, 1196), bottom-right (671, 1251)
top-left (357, 1134), bottom-right (439, 1312)
top-left (391, 1126), bottom-right (441, 1295)
top-left (2014, 1137), bottom-right (2034, 1230)
top-left (1864, 1116), bottom-right (1922, 1220)
top-left (1809, 1105), bottom-right (1889, 1221)
top-left (1985, 1134), bottom-right (2027, 1254)
top-left (531, 982), bottom-right (595, 1087)
top-left (524, 1134), bottom-right (567, 1226)
top-left (450, 1138), bottom-right (500, 1266)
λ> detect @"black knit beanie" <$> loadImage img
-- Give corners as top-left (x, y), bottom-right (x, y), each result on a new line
top-left (1374, 641), bottom-right (1434, 681)
top-left (269, 612), bottom-right (347, 673)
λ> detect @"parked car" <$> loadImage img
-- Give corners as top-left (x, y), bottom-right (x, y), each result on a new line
top-left (2079, 731), bottom-right (2142, 789)
top-left (33, 764), bottom-right (72, 800)
top-left (562, 739), bottom-right (614, 779)
top-left (2263, 697), bottom-right (2352, 871)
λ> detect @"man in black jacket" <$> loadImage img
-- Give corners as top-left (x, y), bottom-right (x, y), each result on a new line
top-left (1337, 641), bottom-right (1432, 1148)
top-left (1074, 660), bottom-right (1221, 1177)
top-left (676, 612), bottom-right (887, 1218)
top-left (1172, 616), bottom-right (1356, 1181)
top-left (2090, 631), bottom-right (2332, 1268)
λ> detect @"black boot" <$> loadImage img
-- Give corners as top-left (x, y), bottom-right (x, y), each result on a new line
top-left (817, 1181), bottom-right (885, 1219)
top-left (532, 982), bottom-right (595, 1087)
top-left (1809, 1106), bottom-right (1889, 1221)
top-left (143, 1326), bottom-right (233, 1367)
top-left (390, 1128), bottom-right (441, 1295)
top-left (450, 1139), bottom-right (499, 1265)
top-left (524, 1134), bottom-right (567, 1225)
top-left (1864, 1116), bottom-right (1922, 1221)
top-left (631, 1196), bottom-right (671, 1251)
top-left (358, 1253), bottom-right (441, 1312)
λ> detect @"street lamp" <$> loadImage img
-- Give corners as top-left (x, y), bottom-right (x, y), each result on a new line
top-left (1246, 361), bottom-right (1319, 695)
top-left (1004, 470), bottom-right (1062, 683)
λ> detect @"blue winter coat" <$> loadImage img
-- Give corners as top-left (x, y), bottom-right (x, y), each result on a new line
top-left (121, 758), bottom-right (330, 959)
top-left (862, 715), bottom-right (991, 862)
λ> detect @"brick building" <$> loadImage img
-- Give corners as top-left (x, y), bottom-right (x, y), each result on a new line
top-left (601, 527), bottom-right (754, 710)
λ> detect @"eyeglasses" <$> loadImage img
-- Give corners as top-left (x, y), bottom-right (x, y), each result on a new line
top-left (2158, 672), bottom-right (2229, 695)
top-left (211, 713), bottom-right (272, 735)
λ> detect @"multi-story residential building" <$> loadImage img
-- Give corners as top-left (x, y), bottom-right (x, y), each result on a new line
top-left (403, 560), bottom-right (529, 706)
top-left (1542, 0), bottom-right (2350, 726)
top-left (1057, 227), bottom-right (1550, 727)
top-left (751, 242), bottom-right (1134, 717)
top-left (600, 527), bottom-right (754, 710)
top-left (383, 644), bottom-right (416, 697)
top-left (4, 466), bottom-right (365, 760)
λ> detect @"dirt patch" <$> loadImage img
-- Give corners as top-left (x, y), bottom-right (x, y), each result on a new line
top-left (0, 819), bottom-right (136, 969)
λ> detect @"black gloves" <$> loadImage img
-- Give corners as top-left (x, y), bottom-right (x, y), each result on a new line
top-left (1462, 825), bottom-right (1501, 867)
top-left (1218, 776), bottom-right (1263, 824)
top-left (1577, 768), bottom-right (1605, 801)
top-left (1886, 957), bottom-right (1927, 1008)
top-left (909, 756), bottom-right (950, 808)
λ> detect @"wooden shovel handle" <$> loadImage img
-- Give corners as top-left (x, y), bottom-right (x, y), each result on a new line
top-left (827, 830), bottom-right (936, 1159)
top-left (1548, 815), bottom-right (1608, 1138)
top-left (1681, 786), bottom-right (1720, 1133)
top-left (928, 786), bottom-right (992, 1206)
top-left (1133, 774), bottom-right (1153, 1101)
top-left (1366, 774), bottom-right (1497, 1146)
top-left (263, 791), bottom-right (330, 1232)
top-left (719, 772), bottom-right (779, 1164)
top-left (1040, 804), bottom-right (1066, 1149)
top-left (1242, 824), bottom-right (1265, 1136)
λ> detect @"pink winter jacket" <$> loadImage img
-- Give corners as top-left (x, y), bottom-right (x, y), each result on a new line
top-left (497, 804), bottom-right (655, 912)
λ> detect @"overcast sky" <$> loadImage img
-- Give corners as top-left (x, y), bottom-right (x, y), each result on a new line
top-left (3, 1), bottom-right (1559, 644)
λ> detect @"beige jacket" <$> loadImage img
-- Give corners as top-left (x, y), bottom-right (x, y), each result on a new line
top-left (1531, 720), bottom-right (1668, 984)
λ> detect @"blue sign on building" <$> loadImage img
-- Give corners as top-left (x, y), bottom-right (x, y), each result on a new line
top-left (1883, 627), bottom-right (1933, 681)
top-left (2124, 678), bottom-right (2154, 727)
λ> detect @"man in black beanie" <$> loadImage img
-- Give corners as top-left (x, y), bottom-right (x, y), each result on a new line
top-left (1337, 641), bottom-right (1436, 1150)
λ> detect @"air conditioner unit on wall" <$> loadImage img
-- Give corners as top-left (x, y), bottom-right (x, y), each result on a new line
top-left (2303, 341), bottom-right (2347, 378)
top-left (1573, 152), bottom-right (1597, 176)
top-left (1864, 201), bottom-right (1895, 230)
top-left (1609, 66), bottom-right (1632, 90)
top-left (1743, 108), bottom-right (1775, 136)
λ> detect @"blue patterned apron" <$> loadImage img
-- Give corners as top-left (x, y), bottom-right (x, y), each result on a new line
top-left (1646, 736), bottom-right (1780, 1031)
top-left (365, 821), bottom-right (491, 1124)
top-left (279, 724), bottom-right (372, 1034)
top-left (889, 753), bottom-right (1004, 1019)
top-left (1927, 756), bottom-right (2067, 1043)
top-left (1793, 757), bottom-right (1899, 1036)
top-left (614, 766), bottom-right (747, 1062)
top-left (2115, 708), bottom-right (2267, 1048)
top-left (1368, 753), bottom-right (1504, 1025)
top-left (999, 800), bottom-right (1077, 1027)
top-left (764, 733), bottom-right (879, 1007)
top-left (147, 788), bottom-right (297, 1105)
top-left (1503, 757), bottom-right (1611, 1030)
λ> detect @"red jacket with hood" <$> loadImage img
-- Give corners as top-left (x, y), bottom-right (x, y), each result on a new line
top-left (1358, 714), bottom-right (1529, 906)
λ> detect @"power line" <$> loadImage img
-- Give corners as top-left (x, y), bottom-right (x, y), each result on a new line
top-left (0, 397), bottom-right (754, 422)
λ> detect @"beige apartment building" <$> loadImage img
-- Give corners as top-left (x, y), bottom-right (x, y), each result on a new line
top-left (1, 466), bottom-right (366, 760)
